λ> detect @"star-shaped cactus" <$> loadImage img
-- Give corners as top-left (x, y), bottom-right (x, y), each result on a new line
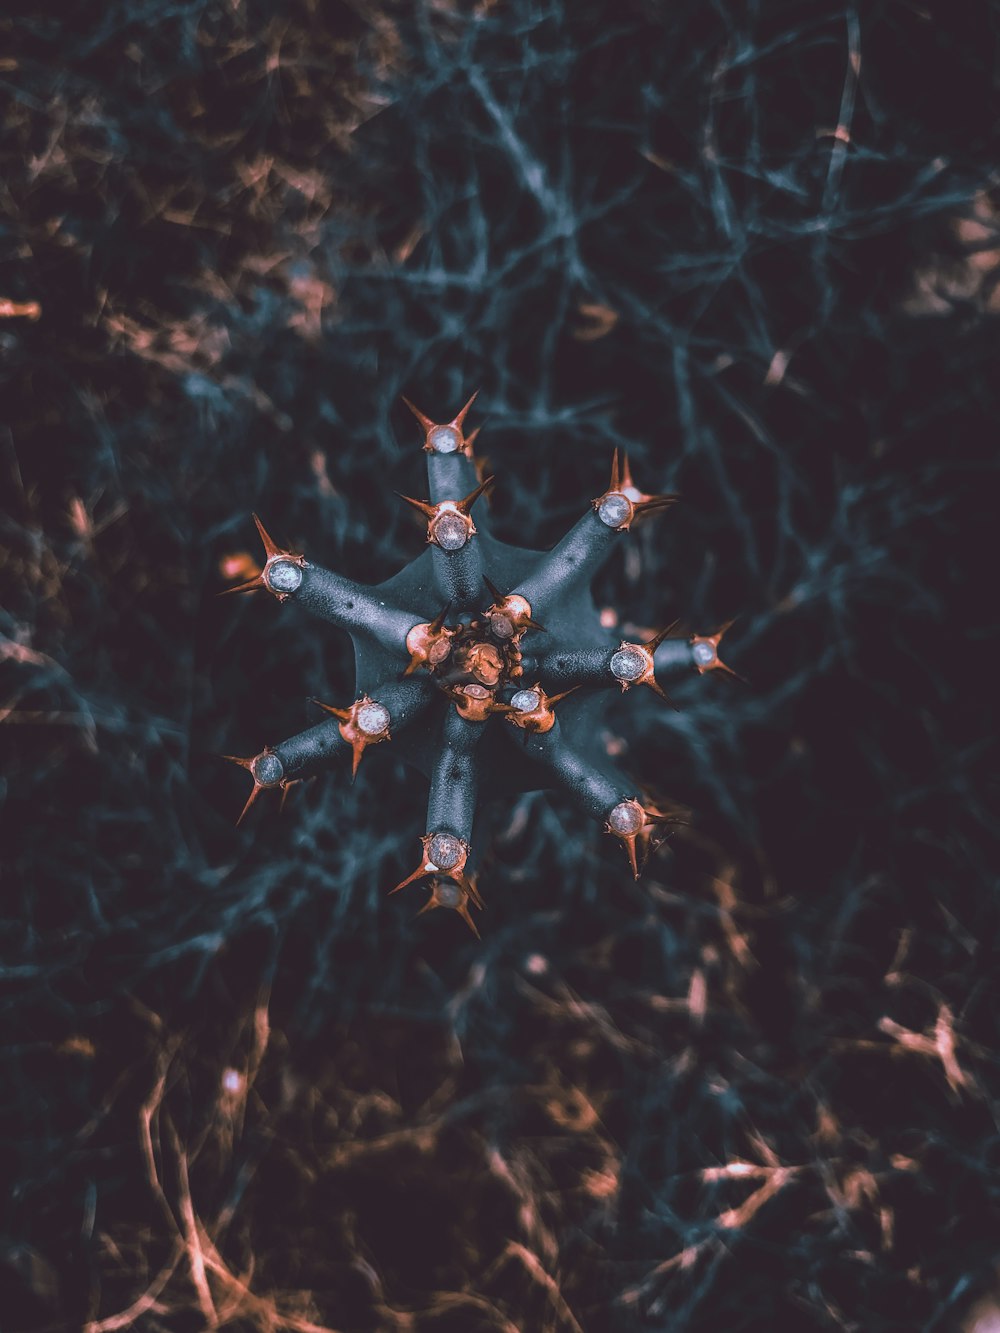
top-left (220, 395), bottom-right (741, 933)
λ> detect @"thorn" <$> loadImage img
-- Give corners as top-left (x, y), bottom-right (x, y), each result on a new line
top-left (635, 494), bottom-right (680, 519)
top-left (644, 675), bottom-right (679, 709)
top-left (252, 513), bottom-right (282, 560)
top-left (236, 785), bottom-right (264, 826)
top-left (279, 781), bottom-right (300, 813)
top-left (452, 390), bottom-right (479, 429)
top-left (609, 449), bottom-right (621, 492)
top-left (220, 753), bottom-right (255, 773)
top-left (402, 396), bottom-right (434, 432)
top-left (390, 864), bottom-right (427, 896)
top-left (217, 574), bottom-right (265, 597)
top-left (311, 699), bottom-right (351, 722)
top-left (644, 620), bottom-right (681, 654)
top-left (403, 392), bottom-right (480, 456)
top-left (619, 456), bottom-right (679, 513)
top-left (483, 574), bottom-right (502, 601)
top-left (396, 492), bottom-right (437, 520)
top-left (622, 833), bottom-right (639, 878)
top-left (456, 475), bottom-right (495, 515)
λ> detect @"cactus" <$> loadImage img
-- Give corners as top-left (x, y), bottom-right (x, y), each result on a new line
top-left (221, 394), bottom-right (739, 934)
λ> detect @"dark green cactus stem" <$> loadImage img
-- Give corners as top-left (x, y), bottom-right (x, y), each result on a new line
top-left (221, 394), bottom-right (741, 933)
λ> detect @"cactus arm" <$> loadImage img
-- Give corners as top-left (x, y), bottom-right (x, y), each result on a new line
top-left (426, 705), bottom-right (485, 844)
top-left (512, 509), bottom-right (622, 621)
top-left (293, 563), bottom-right (424, 655)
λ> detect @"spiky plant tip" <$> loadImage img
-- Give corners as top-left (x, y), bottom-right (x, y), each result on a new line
top-left (221, 393), bottom-right (742, 928)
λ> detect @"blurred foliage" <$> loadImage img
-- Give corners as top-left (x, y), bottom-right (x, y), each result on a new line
top-left (1, 0), bottom-right (999, 1328)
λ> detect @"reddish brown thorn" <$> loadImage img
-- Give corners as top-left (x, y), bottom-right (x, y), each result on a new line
top-left (311, 699), bottom-right (351, 722)
top-left (456, 475), bottom-right (495, 515)
top-left (390, 864), bottom-right (428, 897)
top-left (453, 390), bottom-right (479, 429)
top-left (609, 449), bottom-right (621, 492)
top-left (279, 780), bottom-right (301, 814)
top-left (643, 675), bottom-right (678, 708)
top-left (236, 784), bottom-right (264, 826)
top-left (644, 620), bottom-right (681, 654)
top-left (634, 495), bottom-right (680, 520)
top-left (401, 396), bottom-right (434, 433)
top-left (217, 574), bottom-right (266, 597)
top-left (614, 458), bottom-right (680, 524)
top-left (252, 513), bottom-right (282, 560)
top-left (221, 753), bottom-right (255, 774)
top-left (396, 492), bottom-right (437, 521)
top-left (403, 391), bottom-right (480, 455)
top-left (715, 660), bottom-right (748, 683)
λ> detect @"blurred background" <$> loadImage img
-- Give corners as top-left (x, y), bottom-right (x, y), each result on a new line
top-left (2, 1), bottom-right (999, 1329)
